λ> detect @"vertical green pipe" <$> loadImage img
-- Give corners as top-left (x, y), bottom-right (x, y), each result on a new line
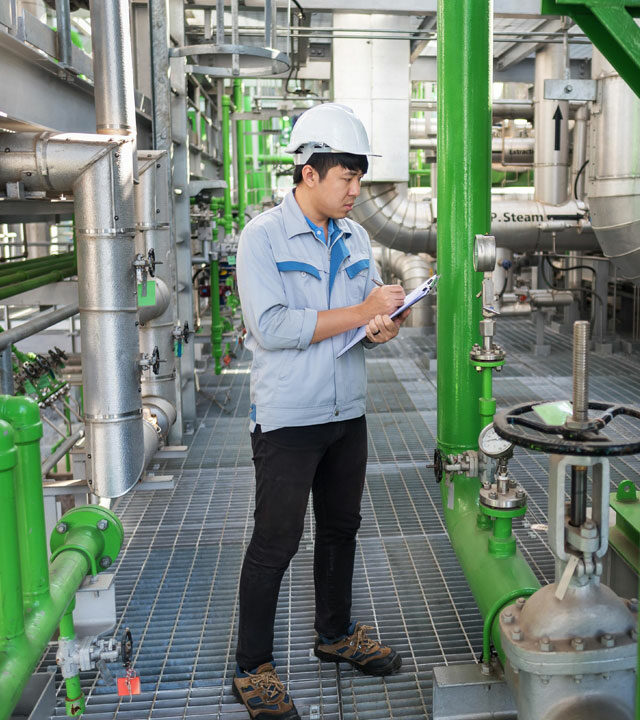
top-left (233, 80), bottom-right (247, 230)
top-left (0, 420), bottom-right (21, 643)
top-left (436, 0), bottom-right (539, 663)
top-left (59, 603), bottom-right (85, 716)
top-left (436, 0), bottom-right (487, 455)
top-left (221, 93), bottom-right (233, 236)
top-left (480, 366), bottom-right (496, 429)
top-left (210, 260), bottom-right (223, 375)
top-left (0, 396), bottom-right (49, 612)
top-left (64, 404), bottom-right (71, 472)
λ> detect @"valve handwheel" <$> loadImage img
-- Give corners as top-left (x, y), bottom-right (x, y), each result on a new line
top-left (494, 401), bottom-right (640, 457)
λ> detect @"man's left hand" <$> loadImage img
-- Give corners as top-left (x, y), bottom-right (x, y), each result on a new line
top-left (364, 308), bottom-right (412, 344)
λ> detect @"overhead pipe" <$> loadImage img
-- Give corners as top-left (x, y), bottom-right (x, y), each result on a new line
top-left (436, 0), bottom-right (539, 664)
top-left (410, 135), bottom-right (535, 166)
top-left (412, 98), bottom-right (534, 120)
top-left (0, 305), bottom-right (78, 353)
top-left (351, 183), bottom-right (596, 254)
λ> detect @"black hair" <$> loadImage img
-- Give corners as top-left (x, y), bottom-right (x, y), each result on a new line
top-left (293, 152), bottom-right (368, 184)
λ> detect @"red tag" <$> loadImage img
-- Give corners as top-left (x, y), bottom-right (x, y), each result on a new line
top-left (117, 675), bottom-right (141, 696)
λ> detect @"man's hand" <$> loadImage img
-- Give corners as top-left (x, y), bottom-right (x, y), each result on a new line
top-left (362, 285), bottom-right (405, 319)
top-left (364, 308), bottom-right (412, 344)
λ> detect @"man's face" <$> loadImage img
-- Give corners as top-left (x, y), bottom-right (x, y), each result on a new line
top-left (310, 164), bottom-right (364, 219)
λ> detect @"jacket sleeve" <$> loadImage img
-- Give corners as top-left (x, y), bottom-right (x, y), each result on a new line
top-left (237, 223), bottom-right (318, 351)
top-left (362, 237), bottom-right (382, 350)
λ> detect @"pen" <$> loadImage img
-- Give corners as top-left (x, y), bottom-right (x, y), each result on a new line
top-left (372, 278), bottom-right (384, 287)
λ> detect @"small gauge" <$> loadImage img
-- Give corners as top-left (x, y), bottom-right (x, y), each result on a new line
top-left (479, 423), bottom-right (514, 459)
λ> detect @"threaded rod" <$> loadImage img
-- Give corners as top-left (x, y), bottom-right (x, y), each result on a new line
top-left (572, 320), bottom-right (590, 424)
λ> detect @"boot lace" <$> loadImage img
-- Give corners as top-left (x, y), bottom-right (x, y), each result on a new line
top-left (249, 668), bottom-right (286, 703)
top-left (350, 624), bottom-right (380, 653)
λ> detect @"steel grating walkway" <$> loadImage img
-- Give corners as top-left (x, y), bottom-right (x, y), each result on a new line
top-left (40, 319), bottom-right (640, 719)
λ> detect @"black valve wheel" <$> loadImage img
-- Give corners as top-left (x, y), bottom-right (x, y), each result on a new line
top-left (147, 249), bottom-right (156, 278)
top-left (493, 401), bottom-right (640, 457)
top-left (433, 448), bottom-right (445, 483)
top-left (121, 627), bottom-right (133, 669)
top-left (150, 346), bottom-right (161, 375)
top-left (183, 321), bottom-right (191, 344)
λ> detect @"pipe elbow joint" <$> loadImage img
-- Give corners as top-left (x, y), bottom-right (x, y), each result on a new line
top-left (0, 396), bottom-right (43, 444)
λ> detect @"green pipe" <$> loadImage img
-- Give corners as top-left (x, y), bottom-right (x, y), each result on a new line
top-left (221, 94), bottom-right (233, 236)
top-left (0, 252), bottom-right (76, 276)
top-left (233, 80), bottom-right (247, 230)
top-left (482, 587), bottom-right (537, 665)
top-left (210, 259), bottom-right (223, 374)
top-left (0, 505), bottom-right (123, 718)
top-left (437, 0), bottom-right (539, 664)
top-left (59, 603), bottom-right (85, 716)
top-left (0, 264), bottom-right (77, 302)
top-left (0, 259), bottom-right (76, 288)
top-left (0, 421), bottom-right (21, 643)
top-left (257, 154), bottom-right (294, 165)
top-left (441, 478), bottom-right (539, 661)
top-left (0, 396), bottom-right (48, 611)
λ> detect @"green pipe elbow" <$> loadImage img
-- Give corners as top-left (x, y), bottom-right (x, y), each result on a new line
top-left (0, 395), bottom-right (43, 444)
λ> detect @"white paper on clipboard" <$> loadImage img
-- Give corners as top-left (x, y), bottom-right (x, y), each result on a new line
top-left (336, 274), bottom-right (439, 358)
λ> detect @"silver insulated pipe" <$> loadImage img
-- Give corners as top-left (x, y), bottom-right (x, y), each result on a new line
top-left (588, 50), bottom-right (640, 280)
top-left (80, 0), bottom-right (143, 497)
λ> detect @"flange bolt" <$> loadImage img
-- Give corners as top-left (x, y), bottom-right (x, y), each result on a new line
top-left (539, 636), bottom-right (553, 652)
top-left (502, 611), bottom-right (514, 624)
top-left (511, 628), bottom-right (523, 641)
top-left (99, 556), bottom-right (112, 569)
top-left (630, 628), bottom-right (638, 641)
top-left (97, 519), bottom-right (109, 531)
top-left (601, 634), bottom-right (615, 648)
top-left (56, 522), bottom-right (68, 534)
top-left (571, 637), bottom-right (584, 651)
top-left (628, 598), bottom-right (638, 611)
top-left (516, 597), bottom-right (526, 607)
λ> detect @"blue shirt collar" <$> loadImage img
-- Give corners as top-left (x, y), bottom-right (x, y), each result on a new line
top-left (304, 216), bottom-right (341, 246)
top-left (282, 189), bottom-right (352, 241)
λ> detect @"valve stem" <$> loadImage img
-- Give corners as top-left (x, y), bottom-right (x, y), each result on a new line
top-left (572, 321), bottom-right (590, 425)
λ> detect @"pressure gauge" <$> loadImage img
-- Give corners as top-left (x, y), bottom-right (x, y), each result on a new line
top-left (479, 423), bottom-right (514, 460)
top-left (473, 234), bottom-right (496, 273)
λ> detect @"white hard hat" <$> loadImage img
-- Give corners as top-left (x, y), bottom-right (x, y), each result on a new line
top-left (284, 103), bottom-right (380, 165)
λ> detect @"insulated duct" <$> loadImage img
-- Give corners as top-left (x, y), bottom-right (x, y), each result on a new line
top-left (372, 247), bottom-right (434, 327)
top-left (351, 183), bottom-right (596, 254)
top-left (588, 50), bottom-right (640, 281)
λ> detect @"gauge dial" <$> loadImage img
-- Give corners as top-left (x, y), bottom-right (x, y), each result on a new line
top-left (479, 423), bottom-right (514, 459)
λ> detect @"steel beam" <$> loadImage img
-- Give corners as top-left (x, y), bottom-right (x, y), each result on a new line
top-left (495, 17), bottom-right (566, 70)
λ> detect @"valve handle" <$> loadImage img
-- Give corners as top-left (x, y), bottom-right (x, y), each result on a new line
top-left (150, 346), bottom-right (161, 375)
top-left (183, 321), bottom-right (191, 344)
top-left (147, 249), bottom-right (156, 278)
top-left (494, 401), bottom-right (640, 456)
top-left (122, 628), bottom-right (133, 669)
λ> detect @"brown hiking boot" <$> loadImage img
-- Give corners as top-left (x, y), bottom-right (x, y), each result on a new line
top-left (314, 622), bottom-right (402, 676)
top-left (232, 662), bottom-right (300, 719)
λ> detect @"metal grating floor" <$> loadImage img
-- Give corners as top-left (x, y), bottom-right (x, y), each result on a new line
top-left (39, 319), bottom-right (640, 719)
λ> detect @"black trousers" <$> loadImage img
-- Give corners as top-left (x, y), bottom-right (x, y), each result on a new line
top-left (235, 416), bottom-right (368, 670)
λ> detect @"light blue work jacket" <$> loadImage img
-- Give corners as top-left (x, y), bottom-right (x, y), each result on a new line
top-left (236, 189), bottom-right (381, 431)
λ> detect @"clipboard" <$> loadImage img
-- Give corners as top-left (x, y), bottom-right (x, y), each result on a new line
top-left (337, 274), bottom-right (439, 358)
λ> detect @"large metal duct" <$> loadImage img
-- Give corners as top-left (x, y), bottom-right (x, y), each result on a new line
top-left (351, 183), bottom-right (597, 254)
top-left (372, 247), bottom-right (434, 328)
top-left (588, 50), bottom-right (640, 281)
top-left (135, 151), bottom-right (178, 439)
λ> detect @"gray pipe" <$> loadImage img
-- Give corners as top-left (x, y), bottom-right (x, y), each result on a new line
top-left (351, 183), bottom-right (597, 254)
top-left (0, 304), bottom-right (79, 353)
top-left (534, 45), bottom-right (569, 205)
top-left (411, 99), bottom-right (534, 121)
top-left (410, 136), bottom-right (535, 166)
top-left (41, 428), bottom-right (84, 476)
top-left (89, 0), bottom-right (137, 136)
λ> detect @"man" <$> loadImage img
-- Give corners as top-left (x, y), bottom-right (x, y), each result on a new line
top-left (234, 103), bottom-right (409, 720)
